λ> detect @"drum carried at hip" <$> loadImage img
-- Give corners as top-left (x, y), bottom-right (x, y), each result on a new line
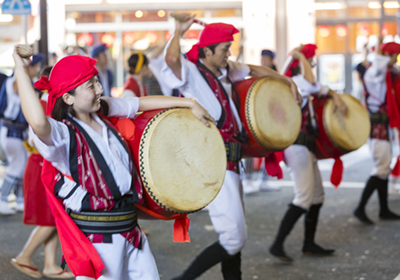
top-left (312, 93), bottom-right (370, 159)
top-left (234, 77), bottom-right (302, 157)
top-left (129, 108), bottom-right (226, 217)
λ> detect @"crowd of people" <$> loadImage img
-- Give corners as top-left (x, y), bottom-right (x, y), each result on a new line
top-left (0, 12), bottom-right (400, 280)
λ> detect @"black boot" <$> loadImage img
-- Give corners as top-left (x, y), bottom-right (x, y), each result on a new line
top-left (377, 178), bottom-right (400, 220)
top-left (269, 204), bottom-right (306, 262)
top-left (354, 176), bottom-right (379, 224)
top-left (171, 241), bottom-right (231, 280)
top-left (302, 203), bottom-right (335, 256)
top-left (221, 252), bottom-right (241, 280)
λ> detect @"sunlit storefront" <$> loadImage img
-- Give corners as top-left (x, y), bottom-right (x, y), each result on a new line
top-left (315, 0), bottom-right (400, 94)
top-left (63, 1), bottom-right (244, 90)
top-left (0, 0), bottom-right (399, 96)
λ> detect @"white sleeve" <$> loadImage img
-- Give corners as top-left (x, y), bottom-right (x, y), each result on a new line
top-left (161, 54), bottom-right (189, 88)
top-left (364, 54), bottom-right (390, 85)
top-left (291, 74), bottom-right (323, 97)
top-left (103, 97), bottom-right (140, 119)
top-left (363, 54), bottom-right (389, 110)
top-left (228, 60), bottom-right (251, 82)
top-left (149, 55), bottom-right (174, 96)
top-left (31, 117), bottom-right (70, 169)
top-left (31, 117), bottom-right (88, 212)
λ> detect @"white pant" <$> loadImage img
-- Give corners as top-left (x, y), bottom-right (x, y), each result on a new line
top-left (207, 170), bottom-right (247, 255)
top-left (368, 138), bottom-right (391, 180)
top-left (284, 145), bottom-right (324, 210)
top-left (0, 127), bottom-right (27, 178)
top-left (77, 233), bottom-right (159, 280)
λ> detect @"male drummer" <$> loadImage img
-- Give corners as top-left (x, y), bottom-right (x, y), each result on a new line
top-left (162, 14), bottom-right (300, 279)
top-left (354, 40), bottom-right (400, 224)
top-left (269, 44), bottom-right (348, 262)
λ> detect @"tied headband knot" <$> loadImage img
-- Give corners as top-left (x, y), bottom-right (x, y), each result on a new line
top-left (34, 76), bottom-right (51, 92)
top-left (186, 44), bottom-right (200, 64)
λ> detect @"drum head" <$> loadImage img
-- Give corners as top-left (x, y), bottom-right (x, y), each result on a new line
top-left (324, 94), bottom-right (370, 151)
top-left (139, 108), bottom-right (226, 214)
top-left (246, 77), bottom-right (301, 150)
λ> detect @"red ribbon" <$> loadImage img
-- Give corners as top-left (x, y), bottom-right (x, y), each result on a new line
top-left (315, 140), bottom-right (343, 188)
top-left (134, 204), bottom-right (190, 243)
top-left (330, 158), bottom-right (343, 188)
top-left (392, 156), bottom-right (400, 177)
top-left (264, 153), bottom-right (283, 179)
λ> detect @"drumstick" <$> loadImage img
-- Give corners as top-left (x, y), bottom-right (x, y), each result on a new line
top-left (170, 13), bottom-right (207, 27)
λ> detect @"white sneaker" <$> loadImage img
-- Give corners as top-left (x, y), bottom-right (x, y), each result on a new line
top-left (14, 203), bottom-right (24, 212)
top-left (243, 179), bottom-right (260, 194)
top-left (0, 201), bottom-right (16, 215)
top-left (258, 181), bottom-right (281, 192)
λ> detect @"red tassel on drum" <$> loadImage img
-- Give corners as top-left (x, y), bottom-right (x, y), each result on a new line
top-left (391, 156), bottom-right (400, 177)
top-left (264, 153), bottom-right (283, 180)
top-left (330, 158), bottom-right (343, 188)
top-left (172, 215), bottom-right (190, 243)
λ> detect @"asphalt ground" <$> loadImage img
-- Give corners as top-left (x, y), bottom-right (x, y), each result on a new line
top-left (1, 145), bottom-right (400, 280)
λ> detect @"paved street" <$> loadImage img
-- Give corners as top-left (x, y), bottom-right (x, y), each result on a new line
top-left (1, 145), bottom-right (400, 280)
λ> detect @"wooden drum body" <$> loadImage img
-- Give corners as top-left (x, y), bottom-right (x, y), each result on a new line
top-left (235, 77), bottom-right (302, 157)
top-left (313, 94), bottom-right (370, 159)
top-left (130, 108), bottom-right (226, 217)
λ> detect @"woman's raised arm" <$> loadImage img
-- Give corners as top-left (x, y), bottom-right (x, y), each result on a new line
top-left (13, 46), bottom-right (51, 140)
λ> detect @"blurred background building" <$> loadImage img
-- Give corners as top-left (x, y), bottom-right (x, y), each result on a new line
top-left (0, 0), bottom-right (399, 95)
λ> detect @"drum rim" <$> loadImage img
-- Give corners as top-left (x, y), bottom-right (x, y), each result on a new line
top-left (139, 108), bottom-right (226, 214)
top-left (322, 94), bottom-right (370, 152)
top-left (245, 77), bottom-right (301, 151)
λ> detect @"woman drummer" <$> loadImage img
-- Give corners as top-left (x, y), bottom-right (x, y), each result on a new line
top-left (12, 45), bottom-right (214, 280)
top-left (269, 44), bottom-right (347, 262)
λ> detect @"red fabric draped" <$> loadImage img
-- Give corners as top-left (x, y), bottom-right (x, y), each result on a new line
top-left (264, 153), bottom-right (283, 179)
top-left (42, 160), bottom-right (104, 279)
top-left (386, 71), bottom-right (400, 177)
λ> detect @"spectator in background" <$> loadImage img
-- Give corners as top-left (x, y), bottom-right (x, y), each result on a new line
top-left (49, 52), bottom-right (58, 66)
top-left (122, 49), bottom-right (174, 97)
top-left (91, 43), bottom-right (113, 97)
top-left (261, 49), bottom-right (278, 72)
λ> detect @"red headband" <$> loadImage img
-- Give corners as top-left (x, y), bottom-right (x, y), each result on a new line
top-left (284, 44), bottom-right (317, 77)
top-left (381, 42), bottom-right (400, 54)
top-left (34, 55), bottom-right (98, 116)
top-left (186, 23), bottom-right (239, 64)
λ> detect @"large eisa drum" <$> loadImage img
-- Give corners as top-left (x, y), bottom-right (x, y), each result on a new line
top-left (234, 77), bottom-right (302, 157)
top-left (130, 108), bottom-right (226, 217)
top-left (312, 94), bottom-right (370, 159)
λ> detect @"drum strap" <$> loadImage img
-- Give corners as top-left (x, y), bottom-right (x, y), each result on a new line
top-left (225, 142), bottom-right (242, 162)
top-left (196, 62), bottom-right (245, 142)
top-left (64, 116), bottom-right (139, 210)
top-left (294, 133), bottom-right (315, 152)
